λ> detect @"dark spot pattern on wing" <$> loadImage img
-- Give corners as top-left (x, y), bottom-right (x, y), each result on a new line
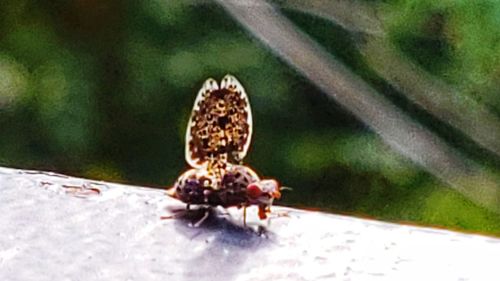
top-left (187, 88), bottom-right (251, 167)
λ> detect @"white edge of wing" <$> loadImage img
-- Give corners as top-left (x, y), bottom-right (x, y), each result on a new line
top-left (185, 78), bottom-right (219, 168)
top-left (220, 74), bottom-right (253, 161)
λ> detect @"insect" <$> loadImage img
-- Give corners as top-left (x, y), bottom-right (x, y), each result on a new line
top-left (167, 74), bottom-right (282, 225)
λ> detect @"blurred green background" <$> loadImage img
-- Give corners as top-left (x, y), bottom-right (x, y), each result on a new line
top-left (1, 0), bottom-right (499, 235)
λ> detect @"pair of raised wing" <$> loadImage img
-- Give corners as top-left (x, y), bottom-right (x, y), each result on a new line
top-left (185, 75), bottom-right (253, 168)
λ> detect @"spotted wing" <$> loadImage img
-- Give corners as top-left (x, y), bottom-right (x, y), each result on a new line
top-left (185, 74), bottom-right (253, 168)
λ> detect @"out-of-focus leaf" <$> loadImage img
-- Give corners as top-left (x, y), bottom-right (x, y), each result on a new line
top-left (0, 54), bottom-right (28, 107)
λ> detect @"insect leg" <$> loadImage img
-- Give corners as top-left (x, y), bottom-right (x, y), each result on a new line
top-left (193, 209), bottom-right (210, 228)
top-left (243, 206), bottom-right (247, 227)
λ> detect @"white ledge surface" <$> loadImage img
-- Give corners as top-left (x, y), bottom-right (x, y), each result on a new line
top-left (0, 167), bottom-right (499, 281)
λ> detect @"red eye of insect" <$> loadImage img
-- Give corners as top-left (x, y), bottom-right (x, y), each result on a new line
top-left (246, 183), bottom-right (263, 199)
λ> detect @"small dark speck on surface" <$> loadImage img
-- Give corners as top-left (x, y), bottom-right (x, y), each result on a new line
top-left (317, 272), bottom-right (336, 279)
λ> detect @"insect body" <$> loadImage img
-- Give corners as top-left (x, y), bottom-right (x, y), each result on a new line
top-left (168, 75), bottom-right (281, 222)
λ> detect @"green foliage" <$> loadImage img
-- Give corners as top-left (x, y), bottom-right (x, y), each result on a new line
top-left (0, 0), bottom-right (499, 235)
top-left (384, 0), bottom-right (500, 111)
top-left (421, 184), bottom-right (500, 234)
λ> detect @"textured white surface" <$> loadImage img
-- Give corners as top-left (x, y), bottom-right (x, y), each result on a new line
top-left (0, 167), bottom-right (499, 281)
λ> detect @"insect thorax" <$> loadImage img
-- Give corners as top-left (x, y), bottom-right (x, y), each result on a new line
top-left (173, 164), bottom-right (260, 207)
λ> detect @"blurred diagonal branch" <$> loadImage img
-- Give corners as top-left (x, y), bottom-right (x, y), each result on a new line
top-left (277, 0), bottom-right (384, 35)
top-left (279, 0), bottom-right (500, 158)
top-left (216, 0), bottom-right (500, 213)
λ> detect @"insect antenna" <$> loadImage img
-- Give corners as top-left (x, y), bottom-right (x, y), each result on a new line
top-left (279, 186), bottom-right (293, 192)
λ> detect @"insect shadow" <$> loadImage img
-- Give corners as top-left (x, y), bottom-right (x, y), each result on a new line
top-left (169, 206), bottom-right (272, 246)
top-left (169, 207), bottom-right (273, 281)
